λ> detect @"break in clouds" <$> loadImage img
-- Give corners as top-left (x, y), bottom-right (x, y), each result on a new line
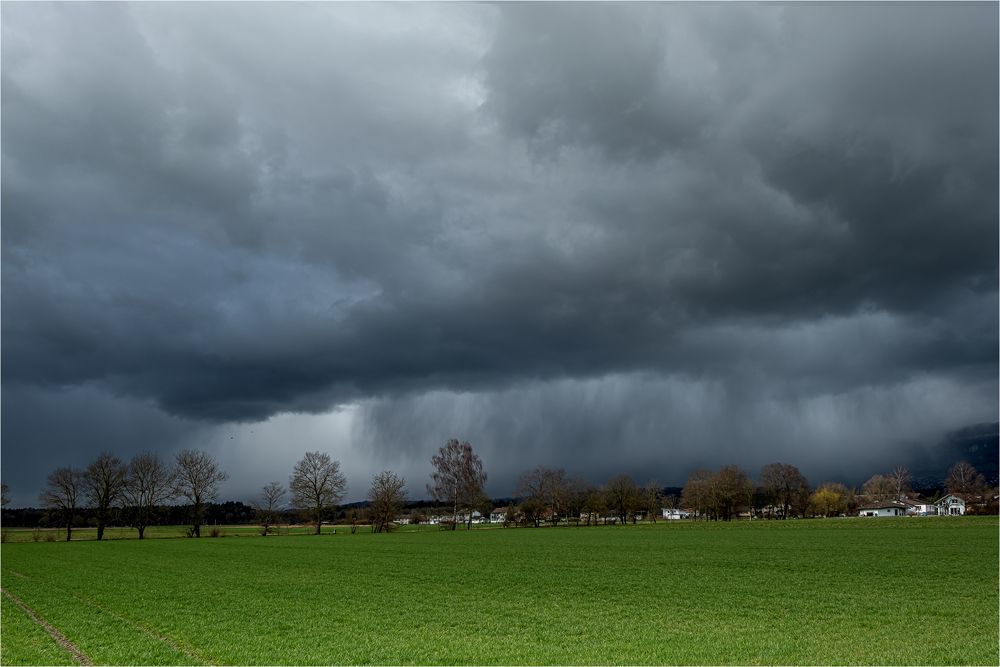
top-left (2, 3), bottom-right (997, 504)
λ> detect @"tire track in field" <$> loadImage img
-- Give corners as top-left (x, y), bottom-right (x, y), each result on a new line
top-left (1, 587), bottom-right (94, 666)
top-left (56, 588), bottom-right (216, 666)
top-left (6, 572), bottom-right (216, 665)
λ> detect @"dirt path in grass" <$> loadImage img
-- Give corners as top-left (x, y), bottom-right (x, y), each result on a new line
top-left (4, 571), bottom-right (213, 665)
top-left (1, 587), bottom-right (94, 666)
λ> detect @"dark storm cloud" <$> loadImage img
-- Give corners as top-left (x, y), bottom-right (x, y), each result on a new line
top-left (2, 3), bottom-right (996, 501)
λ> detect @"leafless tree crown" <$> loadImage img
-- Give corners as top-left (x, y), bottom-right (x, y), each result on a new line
top-left (290, 451), bottom-right (346, 534)
top-left (368, 471), bottom-right (407, 533)
top-left (123, 453), bottom-right (175, 539)
top-left (427, 439), bottom-right (487, 529)
top-left (40, 467), bottom-right (84, 541)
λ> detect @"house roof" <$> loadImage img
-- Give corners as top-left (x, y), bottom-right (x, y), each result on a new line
top-left (858, 502), bottom-right (907, 510)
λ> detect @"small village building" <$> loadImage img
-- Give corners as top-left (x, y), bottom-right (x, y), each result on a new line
top-left (489, 508), bottom-right (507, 524)
top-left (858, 502), bottom-right (907, 517)
top-left (935, 494), bottom-right (967, 516)
top-left (662, 508), bottom-right (690, 520)
top-left (899, 498), bottom-right (938, 516)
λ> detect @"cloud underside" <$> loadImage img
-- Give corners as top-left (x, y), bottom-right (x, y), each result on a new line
top-left (1, 3), bottom-right (996, 499)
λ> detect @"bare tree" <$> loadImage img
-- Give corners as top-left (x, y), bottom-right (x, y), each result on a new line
top-left (516, 497), bottom-right (541, 527)
top-left (946, 461), bottom-right (986, 496)
top-left (516, 466), bottom-right (567, 526)
top-left (173, 449), bottom-right (228, 537)
top-left (290, 451), bottom-right (346, 534)
top-left (861, 474), bottom-right (895, 502)
top-left (604, 474), bottom-right (639, 524)
top-left (253, 481), bottom-right (287, 536)
top-left (713, 465), bottom-right (753, 521)
top-left (663, 493), bottom-right (680, 511)
top-left (368, 471), bottom-right (407, 533)
top-left (761, 463), bottom-right (810, 519)
top-left (563, 477), bottom-right (591, 526)
top-left (643, 480), bottom-right (663, 524)
top-left (40, 467), bottom-right (83, 541)
top-left (502, 502), bottom-right (517, 528)
top-left (84, 452), bottom-right (128, 541)
top-left (427, 439), bottom-right (487, 530)
top-left (123, 453), bottom-right (174, 539)
top-left (583, 485), bottom-right (606, 525)
top-left (889, 466), bottom-right (912, 499)
top-left (682, 469), bottom-right (715, 520)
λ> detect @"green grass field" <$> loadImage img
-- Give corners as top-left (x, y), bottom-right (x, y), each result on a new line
top-left (0, 523), bottom-right (378, 543)
top-left (1, 517), bottom-right (997, 665)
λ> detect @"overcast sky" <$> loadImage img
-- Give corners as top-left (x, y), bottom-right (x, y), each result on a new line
top-left (2, 2), bottom-right (997, 506)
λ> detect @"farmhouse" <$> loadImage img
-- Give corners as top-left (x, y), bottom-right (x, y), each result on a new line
top-left (661, 508), bottom-right (690, 520)
top-left (935, 494), bottom-right (967, 516)
top-left (489, 508), bottom-right (507, 523)
top-left (858, 502), bottom-right (907, 517)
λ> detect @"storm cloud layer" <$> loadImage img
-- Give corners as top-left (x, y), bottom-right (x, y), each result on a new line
top-left (2, 3), bottom-right (997, 504)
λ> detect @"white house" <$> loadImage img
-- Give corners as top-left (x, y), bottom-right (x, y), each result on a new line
top-left (935, 494), bottom-right (967, 516)
top-left (662, 508), bottom-right (690, 520)
top-left (899, 499), bottom-right (938, 516)
top-left (489, 508), bottom-right (507, 524)
top-left (858, 503), bottom-right (906, 517)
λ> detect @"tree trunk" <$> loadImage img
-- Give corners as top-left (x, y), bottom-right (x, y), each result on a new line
top-left (96, 522), bottom-right (105, 541)
top-left (65, 522), bottom-right (72, 542)
top-left (138, 525), bottom-right (146, 540)
top-left (193, 499), bottom-right (203, 537)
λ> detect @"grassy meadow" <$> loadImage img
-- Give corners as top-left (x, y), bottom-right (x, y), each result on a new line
top-left (1, 517), bottom-right (997, 665)
top-left (0, 523), bottom-right (359, 543)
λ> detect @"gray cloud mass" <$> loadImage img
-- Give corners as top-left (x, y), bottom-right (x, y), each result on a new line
top-left (2, 3), bottom-right (996, 505)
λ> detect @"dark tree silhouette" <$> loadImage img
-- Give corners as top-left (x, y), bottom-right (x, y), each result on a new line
top-left (84, 452), bottom-right (128, 541)
top-left (40, 467), bottom-right (83, 541)
top-left (604, 474), bottom-right (639, 524)
top-left (253, 481), bottom-right (286, 536)
top-left (173, 449), bottom-right (228, 537)
top-left (290, 451), bottom-right (346, 534)
top-left (516, 466), bottom-right (567, 526)
top-left (123, 452), bottom-right (174, 539)
top-left (427, 439), bottom-right (487, 530)
top-left (369, 471), bottom-right (407, 533)
top-left (761, 463), bottom-right (810, 519)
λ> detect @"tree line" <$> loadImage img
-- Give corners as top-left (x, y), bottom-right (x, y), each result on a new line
top-left (22, 447), bottom-right (414, 540)
top-left (7, 440), bottom-right (996, 540)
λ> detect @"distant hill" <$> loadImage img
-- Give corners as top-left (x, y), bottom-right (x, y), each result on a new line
top-left (909, 422), bottom-right (998, 488)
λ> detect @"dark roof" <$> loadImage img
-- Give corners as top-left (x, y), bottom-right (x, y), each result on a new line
top-left (858, 502), bottom-right (907, 511)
